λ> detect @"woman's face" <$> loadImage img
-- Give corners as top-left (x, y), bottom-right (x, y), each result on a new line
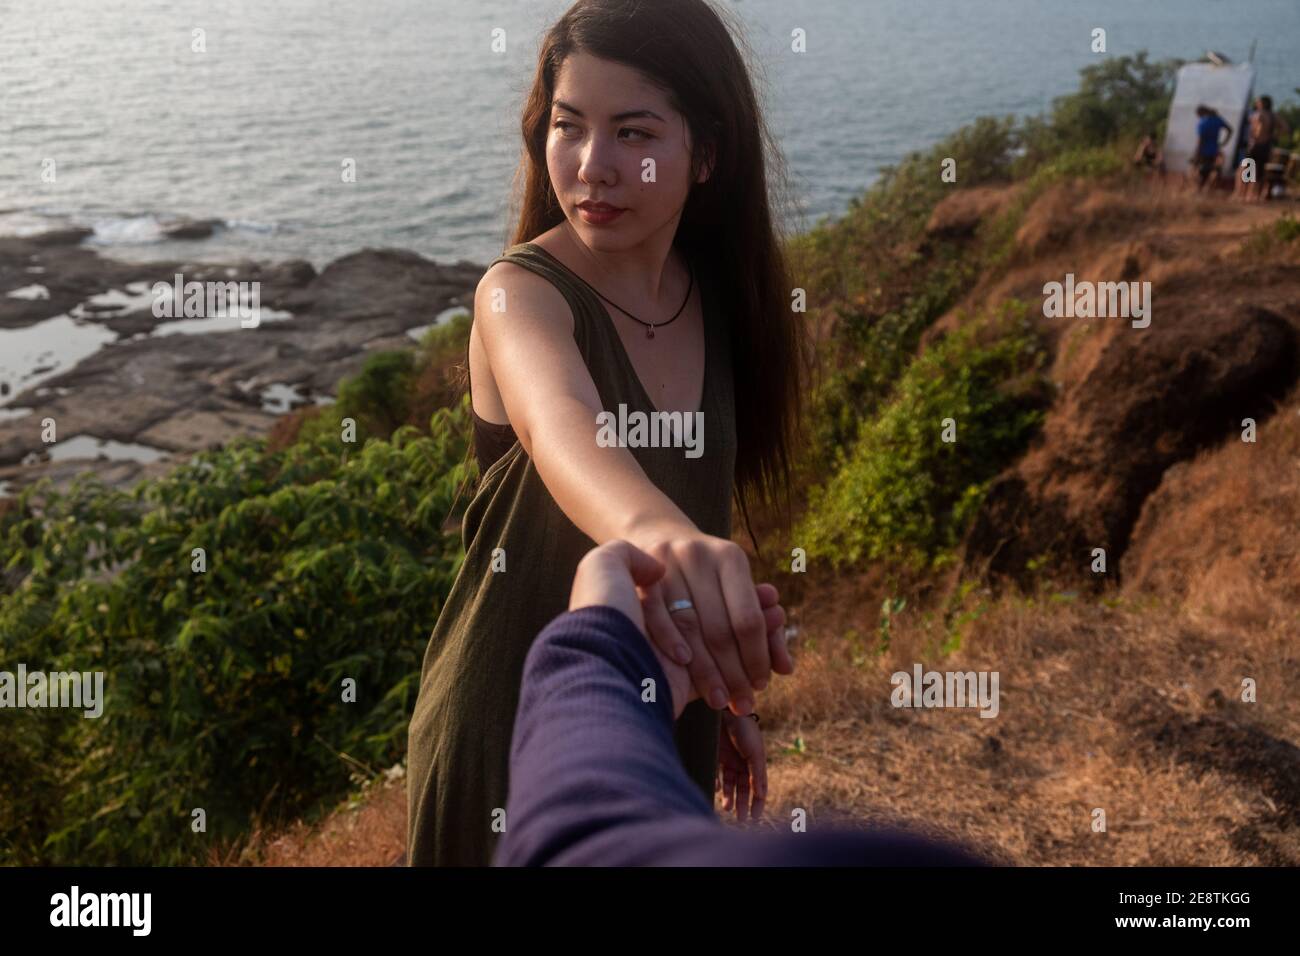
top-left (546, 52), bottom-right (707, 251)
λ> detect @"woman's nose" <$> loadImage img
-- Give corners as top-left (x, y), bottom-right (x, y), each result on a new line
top-left (578, 135), bottom-right (618, 184)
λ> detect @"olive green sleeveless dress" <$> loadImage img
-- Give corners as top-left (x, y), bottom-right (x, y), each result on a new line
top-left (406, 241), bottom-right (737, 866)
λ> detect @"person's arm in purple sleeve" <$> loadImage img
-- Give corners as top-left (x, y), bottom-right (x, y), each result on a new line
top-left (493, 603), bottom-right (726, 866)
top-left (492, 541), bottom-right (990, 867)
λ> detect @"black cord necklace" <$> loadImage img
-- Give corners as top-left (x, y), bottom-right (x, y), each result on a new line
top-left (574, 257), bottom-right (694, 339)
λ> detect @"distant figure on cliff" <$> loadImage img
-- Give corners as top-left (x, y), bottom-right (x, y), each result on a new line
top-left (1191, 105), bottom-right (1232, 191)
top-left (1132, 129), bottom-right (1165, 176)
top-left (1241, 95), bottom-right (1288, 202)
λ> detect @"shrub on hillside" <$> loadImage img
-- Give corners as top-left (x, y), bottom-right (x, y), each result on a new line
top-left (1017, 51), bottom-right (1180, 173)
top-left (807, 265), bottom-right (966, 477)
top-left (791, 55), bottom-right (1163, 498)
top-left (333, 350), bottom-right (418, 438)
top-left (798, 301), bottom-right (1050, 571)
top-left (295, 310), bottom-right (471, 450)
top-left (0, 395), bottom-right (473, 865)
top-left (408, 309), bottom-right (472, 418)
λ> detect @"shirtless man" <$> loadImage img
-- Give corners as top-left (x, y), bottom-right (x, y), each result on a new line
top-left (1244, 96), bottom-right (1288, 201)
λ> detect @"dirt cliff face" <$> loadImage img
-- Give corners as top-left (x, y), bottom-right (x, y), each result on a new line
top-left (1122, 379), bottom-right (1300, 623)
top-left (945, 181), bottom-right (1300, 593)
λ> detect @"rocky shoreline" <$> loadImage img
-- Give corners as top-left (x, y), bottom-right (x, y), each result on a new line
top-left (0, 230), bottom-right (484, 498)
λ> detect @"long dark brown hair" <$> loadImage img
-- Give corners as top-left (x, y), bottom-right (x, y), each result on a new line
top-left (462, 0), bottom-right (805, 545)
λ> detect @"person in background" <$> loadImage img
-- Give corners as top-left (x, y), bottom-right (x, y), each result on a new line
top-left (1243, 95), bottom-right (1287, 202)
top-left (1191, 105), bottom-right (1232, 192)
top-left (1132, 129), bottom-right (1164, 175)
top-left (493, 540), bottom-right (990, 866)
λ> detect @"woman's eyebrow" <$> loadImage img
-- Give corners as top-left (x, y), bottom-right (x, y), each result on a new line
top-left (552, 99), bottom-right (665, 123)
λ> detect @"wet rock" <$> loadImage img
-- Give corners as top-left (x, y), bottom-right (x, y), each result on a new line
top-left (28, 227), bottom-right (94, 247)
top-left (0, 236), bottom-right (484, 496)
top-left (162, 218), bottom-right (224, 240)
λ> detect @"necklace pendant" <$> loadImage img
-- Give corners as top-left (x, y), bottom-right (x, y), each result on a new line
top-left (646, 325), bottom-right (655, 339)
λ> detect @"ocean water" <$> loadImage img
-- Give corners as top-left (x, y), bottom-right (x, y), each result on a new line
top-left (1, 0), bottom-right (1297, 270)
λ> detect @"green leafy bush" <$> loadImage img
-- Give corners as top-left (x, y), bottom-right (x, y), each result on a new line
top-left (1240, 211), bottom-right (1300, 256)
top-left (807, 265), bottom-right (966, 476)
top-left (1017, 51), bottom-right (1181, 173)
top-left (331, 350), bottom-right (418, 437)
top-left (798, 301), bottom-right (1049, 570)
top-left (0, 393), bottom-right (472, 864)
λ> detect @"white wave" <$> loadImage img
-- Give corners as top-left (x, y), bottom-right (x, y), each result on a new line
top-left (86, 215), bottom-right (167, 245)
top-left (224, 218), bottom-right (278, 234)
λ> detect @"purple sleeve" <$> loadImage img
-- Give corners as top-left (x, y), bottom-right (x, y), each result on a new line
top-left (492, 605), bottom-right (721, 866)
top-left (493, 605), bottom-right (989, 867)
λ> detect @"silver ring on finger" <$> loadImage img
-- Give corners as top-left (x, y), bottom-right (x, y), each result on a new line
top-left (667, 598), bottom-right (695, 615)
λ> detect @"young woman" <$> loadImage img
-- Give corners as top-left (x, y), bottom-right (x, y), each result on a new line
top-left (406, 0), bottom-right (804, 866)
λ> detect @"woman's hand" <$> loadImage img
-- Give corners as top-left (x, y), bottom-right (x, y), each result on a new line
top-left (568, 540), bottom-right (788, 722)
top-left (717, 709), bottom-right (766, 822)
top-left (631, 520), bottom-right (793, 716)
top-left (638, 574), bottom-right (788, 721)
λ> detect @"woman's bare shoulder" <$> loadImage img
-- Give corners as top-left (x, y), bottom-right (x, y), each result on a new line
top-left (475, 256), bottom-right (575, 338)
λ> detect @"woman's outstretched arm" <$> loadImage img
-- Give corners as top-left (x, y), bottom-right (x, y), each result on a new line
top-left (473, 261), bottom-right (790, 714)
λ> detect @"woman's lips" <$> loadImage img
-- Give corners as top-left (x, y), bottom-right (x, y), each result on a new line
top-left (578, 204), bottom-right (626, 225)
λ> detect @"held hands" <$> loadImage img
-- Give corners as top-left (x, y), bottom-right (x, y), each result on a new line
top-left (567, 540), bottom-right (789, 722)
top-left (568, 539), bottom-right (783, 822)
top-left (627, 521), bottom-right (794, 717)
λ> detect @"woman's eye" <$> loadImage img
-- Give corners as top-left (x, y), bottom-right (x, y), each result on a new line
top-left (553, 120), bottom-right (651, 142)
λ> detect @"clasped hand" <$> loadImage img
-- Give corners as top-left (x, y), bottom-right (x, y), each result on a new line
top-left (570, 535), bottom-right (791, 716)
top-left (623, 523), bottom-right (794, 717)
top-left (568, 539), bottom-right (789, 820)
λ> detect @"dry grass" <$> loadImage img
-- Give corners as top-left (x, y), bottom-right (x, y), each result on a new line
top-left (240, 583), bottom-right (1297, 867)
top-left (210, 774), bottom-right (407, 867)
top-left (1125, 380), bottom-right (1300, 629)
top-left (760, 588), bottom-right (1299, 866)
